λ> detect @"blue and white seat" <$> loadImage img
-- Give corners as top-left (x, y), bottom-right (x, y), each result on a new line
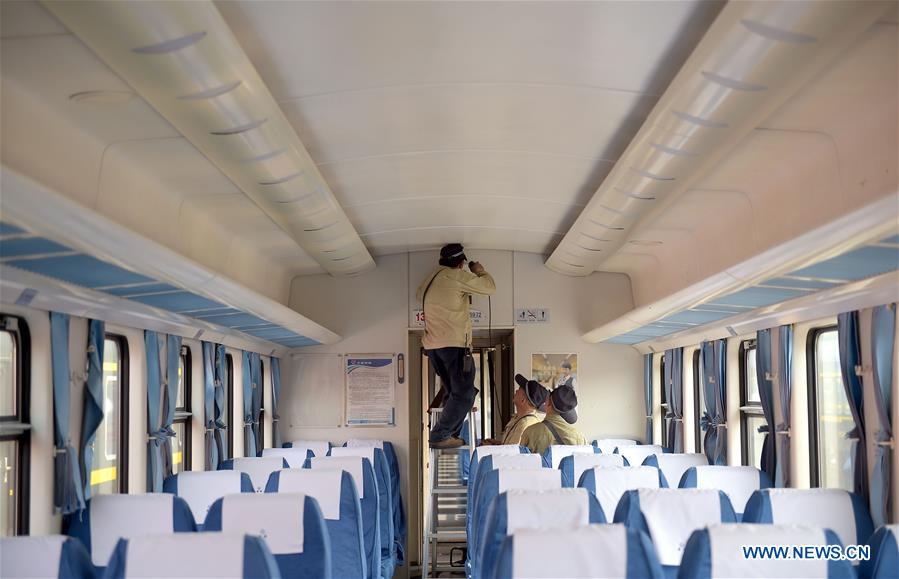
top-left (285, 439), bottom-right (332, 458)
top-left (305, 455), bottom-right (381, 579)
top-left (471, 454), bottom-right (543, 503)
top-left (578, 465), bottom-right (665, 520)
top-left (266, 468), bottom-right (367, 579)
top-left (679, 465), bottom-right (772, 521)
top-left (541, 444), bottom-right (599, 469)
top-left (467, 446), bottom-right (528, 505)
top-left (862, 525), bottom-right (899, 579)
top-left (0, 535), bottom-right (95, 579)
top-left (616, 444), bottom-right (665, 468)
top-left (680, 524), bottom-right (855, 578)
top-left (614, 488), bottom-right (737, 577)
top-left (263, 447), bottom-right (313, 468)
top-left (491, 525), bottom-right (664, 579)
top-left (203, 493), bottom-right (331, 579)
top-left (103, 533), bottom-right (279, 578)
top-left (163, 470), bottom-right (254, 529)
top-left (642, 453), bottom-right (708, 488)
top-left (330, 445), bottom-right (395, 578)
top-left (595, 438), bottom-right (640, 454)
top-left (742, 488), bottom-right (875, 548)
top-left (559, 453), bottom-right (626, 487)
top-left (477, 488), bottom-right (606, 579)
top-left (346, 439), bottom-right (407, 567)
top-left (221, 456), bottom-right (289, 493)
top-left (64, 494), bottom-right (195, 570)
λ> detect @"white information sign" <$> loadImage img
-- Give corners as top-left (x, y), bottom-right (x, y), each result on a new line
top-left (515, 308), bottom-right (550, 324)
top-left (345, 355), bottom-right (396, 426)
top-left (412, 309), bottom-right (484, 327)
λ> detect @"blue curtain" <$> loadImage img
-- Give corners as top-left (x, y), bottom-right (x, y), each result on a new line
top-left (242, 350), bottom-right (257, 457)
top-left (837, 312), bottom-right (869, 500)
top-left (145, 331), bottom-right (166, 492)
top-left (775, 325), bottom-right (793, 488)
top-left (870, 303), bottom-right (896, 527)
top-left (163, 335), bottom-right (182, 478)
top-left (251, 353), bottom-right (263, 454)
top-left (214, 344), bottom-right (228, 461)
top-left (701, 339), bottom-right (727, 465)
top-left (643, 354), bottom-right (653, 444)
top-left (202, 342), bottom-right (218, 471)
top-left (756, 328), bottom-right (776, 481)
top-left (50, 312), bottom-right (85, 515)
top-left (665, 348), bottom-right (684, 452)
top-left (271, 358), bottom-right (282, 449)
top-left (80, 319), bottom-right (105, 500)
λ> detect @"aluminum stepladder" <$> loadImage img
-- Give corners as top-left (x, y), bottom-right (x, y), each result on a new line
top-left (422, 406), bottom-right (478, 578)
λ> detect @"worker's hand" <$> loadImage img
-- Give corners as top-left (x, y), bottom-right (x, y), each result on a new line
top-left (469, 261), bottom-right (485, 275)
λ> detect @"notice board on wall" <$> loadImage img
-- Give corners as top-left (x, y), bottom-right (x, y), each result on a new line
top-left (345, 354), bottom-right (396, 426)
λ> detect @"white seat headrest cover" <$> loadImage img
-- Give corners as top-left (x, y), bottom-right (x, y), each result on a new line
top-left (289, 440), bottom-right (330, 458)
top-left (262, 448), bottom-right (311, 468)
top-left (498, 469), bottom-right (561, 492)
top-left (709, 524), bottom-right (828, 578)
top-left (513, 525), bottom-right (627, 578)
top-left (0, 535), bottom-right (67, 578)
top-left (506, 488), bottom-right (590, 533)
top-left (489, 454), bottom-right (543, 469)
top-left (571, 454), bottom-right (625, 486)
top-left (329, 446), bottom-right (376, 463)
top-left (694, 466), bottom-right (762, 513)
top-left (176, 471), bottom-right (243, 523)
top-left (475, 446), bottom-right (521, 462)
top-left (125, 532), bottom-right (245, 578)
top-left (638, 488), bottom-right (723, 566)
top-left (588, 465), bottom-right (660, 520)
top-left (346, 439), bottom-right (384, 449)
top-left (652, 454), bottom-right (708, 488)
top-left (275, 469), bottom-right (344, 520)
top-left (596, 438), bottom-right (638, 454)
top-left (768, 489), bottom-right (856, 547)
top-left (222, 494), bottom-right (305, 554)
top-left (309, 456), bottom-right (366, 498)
top-left (547, 445), bottom-right (595, 469)
top-left (91, 493), bottom-right (174, 566)
top-left (617, 445), bottom-right (664, 466)
top-left (232, 457), bottom-right (285, 493)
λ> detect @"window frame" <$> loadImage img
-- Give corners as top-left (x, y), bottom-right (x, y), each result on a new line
top-left (225, 353), bottom-right (234, 460)
top-left (739, 339), bottom-right (764, 467)
top-left (102, 333), bottom-right (130, 494)
top-left (658, 353), bottom-right (668, 448)
top-left (0, 314), bottom-right (31, 536)
top-left (692, 349), bottom-right (703, 452)
top-left (806, 325), bottom-right (839, 488)
top-left (174, 345), bottom-right (192, 472)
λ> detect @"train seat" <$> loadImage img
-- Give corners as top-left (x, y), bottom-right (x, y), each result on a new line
top-left (614, 488), bottom-right (737, 577)
top-left (64, 494), bottom-right (195, 569)
top-left (0, 535), bottom-right (95, 579)
top-left (616, 444), bottom-right (666, 467)
top-left (678, 465), bottom-right (772, 521)
top-left (492, 525), bottom-right (664, 579)
top-left (477, 488), bottom-right (605, 579)
top-left (680, 524), bottom-right (854, 579)
top-left (163, 471), bottom-right (254, 529)
top-left (594, 438), bottom-right (640, 454)
top-left (559, 453), bottom-right (626, 487)
top-left (467, 446), bottom-right (529, 503)
top-left (103, 533), bottom-right (279, 578)
top-left (330, 446), bottom-right (395, 578)
top-left (578, 465), bottom-right (665, 520)
top-left (743, 488), bottom-right (875, 548)
top-left (862, 525), bottom-right (899, 579)
top-left (473, 453), bottom-right (544, 498)
top-left (642, 453), bottom-right (709, 488)
top-left (305, 455), bottom-right (381, 579)
top-left (284, 439), bottom-right (331, 458)
top-left (221, 457), bottom-right (288, 493)
top-left (541, 444), bottom-right (599, 469)
top-left (203, 493), bottom-right (330, 579)
top-left (262, 447), bottom-right (313, 468)
top-left (266, 469), bottom-right (366, 579)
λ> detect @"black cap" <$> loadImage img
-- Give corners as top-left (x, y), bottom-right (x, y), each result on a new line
top-left (514, 373), bottom-right (528, 389)
top-left (551, 385), bottom-right (578, 424)
top-left (514, 373), bottom-right (548, 411)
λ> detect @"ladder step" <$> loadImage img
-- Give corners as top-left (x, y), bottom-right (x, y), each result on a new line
top-left (432, 487), bottom-right (467, 495)
top-left (428, 531), bottom-right (467, 540)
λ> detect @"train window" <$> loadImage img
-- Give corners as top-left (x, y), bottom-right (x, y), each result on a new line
top-left (224, 353), bottom-right (233, 459)
top-left (808, 327), bottom-right (852, 490)
top-left (0, 315), bottom-right (29, 536)
top-left (692, 349), bottom-right (704, 453)
top-left (92, 335), bottom-right (128, 495)
top-left (739, 340), bottom-right (764, 469)
top-left (173, 346), bottom-right (191, 473)
top-left (658, 354), bottom-right (667, 448)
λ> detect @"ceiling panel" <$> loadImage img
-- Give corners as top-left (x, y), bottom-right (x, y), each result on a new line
top-left (788, 246), bottom-right (899, 282)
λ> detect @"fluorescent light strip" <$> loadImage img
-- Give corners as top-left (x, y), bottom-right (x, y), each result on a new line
top-left (210, 117), bottom-right (268, 136)
top-left (132, 31), bottom-right (207, 54)
top-left (178, 80), bottom-right (242, 100)
top-left (672, 110), bottom-right (729, 129)
top-left (740, 19), bottom-right (818, 44)
top-left (701, 71), bottom-right (768, 92)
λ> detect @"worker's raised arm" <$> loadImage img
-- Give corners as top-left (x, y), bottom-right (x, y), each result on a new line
top-left (460, 262), bottom-right (496, 295)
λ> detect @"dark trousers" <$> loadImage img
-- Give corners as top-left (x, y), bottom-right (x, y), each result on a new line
top-left (427, 347), bottom-right (478, 442)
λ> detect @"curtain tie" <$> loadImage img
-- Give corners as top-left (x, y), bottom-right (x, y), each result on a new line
top-left (844, 426), bottom-right (864, 441)
top-left (757, 424), bottom-right (770, 434)
top-left (148, 427), bottom-right (175, 443)
top-left (700, 412), bottom-right (725, 432)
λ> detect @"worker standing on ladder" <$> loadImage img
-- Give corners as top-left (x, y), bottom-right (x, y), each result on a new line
top-left (417, 243), bottom-right (496, 448)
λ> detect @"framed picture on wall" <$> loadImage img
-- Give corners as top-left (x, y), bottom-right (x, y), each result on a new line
top-left (531, 353), bottom-right (578, 390)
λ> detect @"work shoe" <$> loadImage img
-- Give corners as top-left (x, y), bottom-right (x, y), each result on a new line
top-left (430, 437), bottom-right (465, 449)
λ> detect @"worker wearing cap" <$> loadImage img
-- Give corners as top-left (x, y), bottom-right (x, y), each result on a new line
top-left (482, 374), bottom-right (548, 446)
top-left (417, 243), bottom-right (496, 448)
top-left (520, 384), bottom-right (586, 455)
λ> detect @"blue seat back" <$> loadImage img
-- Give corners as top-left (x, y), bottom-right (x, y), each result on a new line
top-left (266, 469), bottom-right (366, 579)
top-left (558, 453), bottom-right (625, 487)
top-left (862, 525), bottom-right (899, 579)
top-left (679, 465), bottom-right (772, 520)
top-left (467, 446), bottom-right (528, 508)
top-left (0, 535), bottom-right (96, 579)
top-left (642, 453), bottom-right (708, 488)
top-left (578, 465), bottom-right (665, 520)
top-left (221, 457), bottom-right (289, 493)
top-left (203, 493), bottom-right (331, 579)
top-left (541, 444), bottom-right (599, 468)
top-left (162, 470), bottom-right (253, 528)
